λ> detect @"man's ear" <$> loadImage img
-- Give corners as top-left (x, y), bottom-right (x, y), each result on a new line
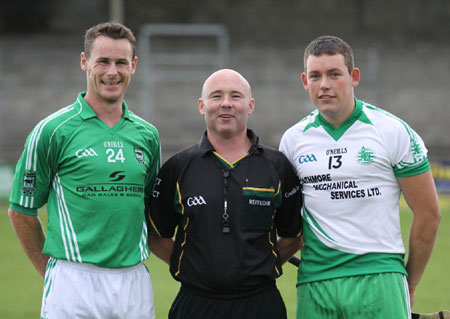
top-left (198, 98), bottom-right (205, 115)
top-left (301, 72), bottom-right (308, 91)
top-left (80, 52), bottom-right (88, 71)
top-left (131, 56), bottom-right (138, 75)
top-left (248, 98), bottom-right (255, 115)
top-left (351, 67), bottom-right (360, 87)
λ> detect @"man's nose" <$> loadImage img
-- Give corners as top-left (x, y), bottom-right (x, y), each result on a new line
top-left (220, 95), bottom-right (232, 107)
top-left (106, 63), bottom-right (118, 75)
top-left (320, 77), bottom-right (330, 89)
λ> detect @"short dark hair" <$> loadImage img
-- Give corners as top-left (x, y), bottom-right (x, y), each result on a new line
top-left (84, 22), bottom-right (136, 58)
top-left (303, 35), bottom-right (354, 74)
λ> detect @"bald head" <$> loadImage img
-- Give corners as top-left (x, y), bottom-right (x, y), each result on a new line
top-left (201, 69), bottom-right (252, 100)
top-left (198, 68), bottom-right (255, 140)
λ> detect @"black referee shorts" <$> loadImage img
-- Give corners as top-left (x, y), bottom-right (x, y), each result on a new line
top-left (168, 283), bottom-right (287, 319)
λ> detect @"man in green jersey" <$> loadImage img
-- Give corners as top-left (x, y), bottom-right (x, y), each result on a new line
top-left (279, 35), bottom-right (441, 318)
top-left (8, 22), bottom-right (160, 318)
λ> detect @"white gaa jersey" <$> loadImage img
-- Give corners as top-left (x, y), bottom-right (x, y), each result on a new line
top-left (279, 98), bottom-right (430, 284)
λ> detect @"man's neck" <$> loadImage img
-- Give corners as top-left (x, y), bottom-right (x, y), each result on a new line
top-left (207, 130), bottom-right (252, 163)
top-left (322, 98), bottom-right (356, 128)
top-left (84, 94), bottom-right (124, 128)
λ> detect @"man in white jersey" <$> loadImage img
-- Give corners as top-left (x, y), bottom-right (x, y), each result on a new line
top-left (8, 22), bottom-right (160, 318)
top-left (279, 35), bottom-right (441, 319)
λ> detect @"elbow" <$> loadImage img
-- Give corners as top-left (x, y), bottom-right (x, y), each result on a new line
top-left (290, 237), bottom-right (303, 253)
top-left (148, 234), bottom-right (166, 254)
top-left (423, 201), bottom-right (441, 228)
top-left (425, 207), bottom-right (441, 236)
top-left (147, 234), bottom-right (158, 252)
top-left (434, 210), bottom-right (441, 228)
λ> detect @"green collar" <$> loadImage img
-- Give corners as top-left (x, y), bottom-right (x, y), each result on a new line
top-left (74, 92), bottom-right (131, 121)
top-left (304, 98), bottom-right (372, 141)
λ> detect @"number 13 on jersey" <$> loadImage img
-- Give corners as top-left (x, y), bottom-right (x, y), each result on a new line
top-left (328, 155), bottom-right (342, 169)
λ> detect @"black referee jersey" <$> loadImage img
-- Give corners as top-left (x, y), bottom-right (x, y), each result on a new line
top-left (149, 129), bottom-right (302, 296)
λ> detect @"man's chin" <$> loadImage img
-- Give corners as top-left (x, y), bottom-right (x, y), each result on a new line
top-left (101, 93), bottom-right (122, 104)
top-left (216, 127), bottom-right (248, 139)
top-left (318, 103), bottom-right (338, 113)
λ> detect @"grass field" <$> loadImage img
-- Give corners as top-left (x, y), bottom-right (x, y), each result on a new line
top-left (1, 197), bottom-right (449, 319)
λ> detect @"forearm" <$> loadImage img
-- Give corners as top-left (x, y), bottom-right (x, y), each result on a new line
top-left (398, 171), bottom-right (441, 293)
top-left (405, 211), bottom-right (440, 290)
top-left (277, 236), bottom-right (303, 264)
top-left (148, 234), bottom-right (174, 265)
top-left (8, 209), bottom-right (49, 279)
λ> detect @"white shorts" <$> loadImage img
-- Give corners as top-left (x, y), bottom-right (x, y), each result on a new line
top-left (41, 258), bottom-right (155, 319)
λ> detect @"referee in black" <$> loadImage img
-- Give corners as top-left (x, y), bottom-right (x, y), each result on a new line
top-left (148, 69), bottom-right (303, 319)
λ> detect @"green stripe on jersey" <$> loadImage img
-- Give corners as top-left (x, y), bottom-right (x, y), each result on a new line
top-left (298, 221), bottom-right (406, 285)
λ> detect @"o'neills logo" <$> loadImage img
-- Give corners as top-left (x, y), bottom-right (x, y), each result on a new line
top-left (249, 199), bottom-right (271, 207)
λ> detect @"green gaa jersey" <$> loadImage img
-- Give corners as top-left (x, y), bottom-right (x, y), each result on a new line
top-left (10, 93), bottom-right (161, 268)
top-left (279, 98), bottom-right (430, 284)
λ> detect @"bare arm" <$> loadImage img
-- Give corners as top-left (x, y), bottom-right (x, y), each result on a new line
top-left (148, 234), bottom-right (174, 265)
top-left (277, 236), bottom-right (303, 264)
top-left (398, 170), bottom-right (441, 306)
top-left (8, 208), bottom-right (49, 279)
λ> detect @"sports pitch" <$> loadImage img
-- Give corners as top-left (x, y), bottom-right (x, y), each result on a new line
top-left (1, 197), bottom-right (449, 318)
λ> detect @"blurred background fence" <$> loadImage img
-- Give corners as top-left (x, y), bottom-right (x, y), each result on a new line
top-left (0, 0), bottom-right (449, 198)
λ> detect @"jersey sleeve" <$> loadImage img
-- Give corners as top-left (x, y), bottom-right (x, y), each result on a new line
top-left (9, 122), bottom-right (57, 215)
top-left (144, 128), bottom-right (161, 215)
top-left (272, 152), bottom-right (303, 238)
top-left (387, 121), bottom-right (430, 178)
top-left (278, 130), bottom-right (296, 169)
top-left (148, 156), bottom-right (179, 238)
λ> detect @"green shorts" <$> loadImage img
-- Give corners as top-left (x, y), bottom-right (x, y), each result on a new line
top-left (296, 273), bottom-right (411, 319)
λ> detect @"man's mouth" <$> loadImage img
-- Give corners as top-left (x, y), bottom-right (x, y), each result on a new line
top-left (102, 80), bottom-right (121, 85)
top-left (319, 94), bottom-right (335, 99)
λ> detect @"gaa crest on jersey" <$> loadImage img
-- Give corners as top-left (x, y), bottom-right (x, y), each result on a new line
top-left (22, 170), bottom-right (36, 194)
top-left (134, 146), bottom-right (145, 164)
top-left (356, 146), bottom-right (375, 165)
top-left (75, 148), bottom-right (98, 158)
top-left (187, 196), bottom-right (207, 207)
top-left (298, 153), bottom-right (317, 164)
